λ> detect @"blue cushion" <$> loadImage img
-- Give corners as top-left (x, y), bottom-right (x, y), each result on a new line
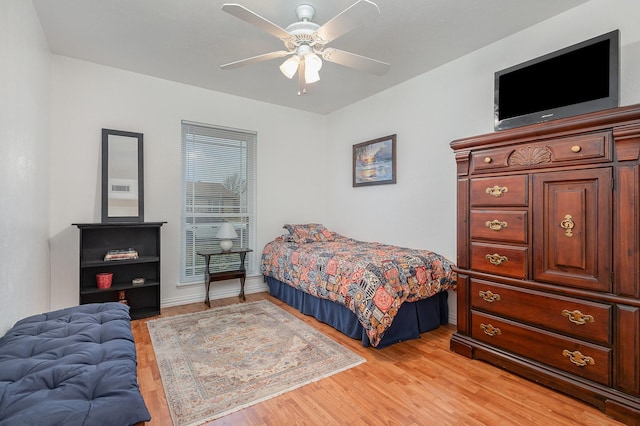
top-left (0, 303), bottom-right (151, 425)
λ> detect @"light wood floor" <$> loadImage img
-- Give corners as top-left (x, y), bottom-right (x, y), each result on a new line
top-left (132, 292), bottom-right (625, 425)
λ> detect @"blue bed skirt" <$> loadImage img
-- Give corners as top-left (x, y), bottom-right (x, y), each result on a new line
top-left (266, 276), bottom-right (449, 348)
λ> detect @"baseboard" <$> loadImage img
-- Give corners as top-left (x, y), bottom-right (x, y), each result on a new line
top-left (160, 280), bottom-right (269, 308)
top-left (449, 313), bottom-right (457, 325)
top-left (448, 289), bottom-right (458, 325)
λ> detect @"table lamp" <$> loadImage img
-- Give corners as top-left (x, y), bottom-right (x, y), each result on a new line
top-left (216, 222), bottom-right (237, 251)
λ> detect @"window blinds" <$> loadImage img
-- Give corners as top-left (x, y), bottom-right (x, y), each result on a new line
top-left (181, 121), bottom-right (257, 282)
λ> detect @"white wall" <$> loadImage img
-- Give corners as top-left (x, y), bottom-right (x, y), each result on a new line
top-left (48, 57), bottom-right (329, 310)
top-left (325, 0), bottom-right (640, 322)
top-left (0, 0), bottom-right (51, 333)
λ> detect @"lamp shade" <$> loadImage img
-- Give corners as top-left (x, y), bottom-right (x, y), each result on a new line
top-left (216, 222), bottom-right (238, 239)
top-left (279, 56), bottom-right (300, 79)
top-left (305, 52), bottom-right (322, 72)
top-left (216, 222), bottom-right (238, 251)
top-left (303, 52), bottom-right (322, 84)
top-left (305, 67), bottom-right (320, 84)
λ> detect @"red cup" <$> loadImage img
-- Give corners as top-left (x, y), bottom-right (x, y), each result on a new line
top-left (96, 273), bottom-right (113, 289)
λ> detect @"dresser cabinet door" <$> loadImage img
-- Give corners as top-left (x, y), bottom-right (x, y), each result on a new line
top-left (533, 168), bottom-right (612, 292)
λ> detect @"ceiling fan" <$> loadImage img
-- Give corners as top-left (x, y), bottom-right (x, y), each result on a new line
top-left (220, 1), bottom-right (390, 95)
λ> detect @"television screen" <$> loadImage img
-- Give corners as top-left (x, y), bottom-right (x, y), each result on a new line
top-left (494, 30), bottom-right (619, 131)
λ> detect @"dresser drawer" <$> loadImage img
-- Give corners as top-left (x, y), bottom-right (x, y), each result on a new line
top-left (470, 279), bottom-right (612, 345)
top-left (545, 132), bottom-right (611, 164)
top-left (471, 311), bottom-right (611, 386)
top-left (470, 210), bottom-right (527, 243)
top-left (470, 242), bottom-right (527, 279)
top-left (470, 132), bottom-right (611, 173)
top-left (470, 175), bottom-right (528, 207)
top-left (471, 146), bottom-right (514, 172)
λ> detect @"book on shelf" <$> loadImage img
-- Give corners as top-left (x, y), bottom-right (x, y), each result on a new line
top-left (104, 248), bottom-right (138, 261)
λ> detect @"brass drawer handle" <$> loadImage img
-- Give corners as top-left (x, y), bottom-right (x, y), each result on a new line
top-left (560, 214), bottom-right (575, 237)
top-left (484, 157), bottom-right (492, 163)
top-left (479, 290), bottom-right (501, 303)
top-left (562, 349), bottom-right (595, 367)
top-left (486, 185), bottom-right (508, 197)
top-left (480, 323), bottom-right (501, 337)
top-left (562, 309), bottom-right (594, 325)
top-left (485, 253), bottom-right (508, 266)
top-left (571, 145), bottom-right (582, 153)
top-left (485, 219), bottom-right (508, 231)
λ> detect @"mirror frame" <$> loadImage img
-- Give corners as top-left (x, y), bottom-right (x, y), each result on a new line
top-left (101, 128), bottom-right (144, 223)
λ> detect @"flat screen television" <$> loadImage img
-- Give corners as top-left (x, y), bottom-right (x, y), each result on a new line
top-left (494, 30), bottom-right (619, 131)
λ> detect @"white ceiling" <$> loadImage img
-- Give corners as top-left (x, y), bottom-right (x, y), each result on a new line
top-left (32, 0), bottom-right (589, 115)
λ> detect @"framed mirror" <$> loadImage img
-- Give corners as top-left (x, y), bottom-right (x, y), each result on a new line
top-left (101, 128), bottom-right (144, 222)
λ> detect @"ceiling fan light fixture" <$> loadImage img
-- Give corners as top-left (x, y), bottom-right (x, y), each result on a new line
top-left (305, 67), bottom-right (320, 84)
top-left (279, 56), bottom-right (300, 79)
top-left (303, 51), bottom-right (322, 83)
top-left (305, 52), bottom-right (322, 72)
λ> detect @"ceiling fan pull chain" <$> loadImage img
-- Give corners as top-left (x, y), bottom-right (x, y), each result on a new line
top-left (298, 60), bottom-right (307, 95)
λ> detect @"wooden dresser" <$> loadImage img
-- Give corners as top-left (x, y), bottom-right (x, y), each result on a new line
top-left (450, 104), bottom-right (640, 424)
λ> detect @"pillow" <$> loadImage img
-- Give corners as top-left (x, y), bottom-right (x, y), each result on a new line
top-left (283, 223), bottom-right (335, 243)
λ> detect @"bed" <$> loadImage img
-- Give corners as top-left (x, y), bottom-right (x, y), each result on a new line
top-left (0, 302), bottom-right (151, 425)
top-left (261, 224), bottom-right (457, 348)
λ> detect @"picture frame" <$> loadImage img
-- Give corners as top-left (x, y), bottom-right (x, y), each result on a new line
top-left (353, 134), bottom-right (396, 187)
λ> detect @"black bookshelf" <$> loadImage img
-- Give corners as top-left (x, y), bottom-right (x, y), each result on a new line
top-left (73, 222), bottom-right (165, 319)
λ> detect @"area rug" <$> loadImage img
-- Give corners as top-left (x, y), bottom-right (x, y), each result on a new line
top-left (147, 300), bottom-right (365, 426)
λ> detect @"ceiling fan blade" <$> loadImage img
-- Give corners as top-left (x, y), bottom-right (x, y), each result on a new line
top-left (315, 0), bottom-right (381, 43)
top-left (221, 3), bottom-right (291, 40)
top-left (220, 51), bottom-right (292, 70)
top-left (322, 48), bottom-right (390, 75)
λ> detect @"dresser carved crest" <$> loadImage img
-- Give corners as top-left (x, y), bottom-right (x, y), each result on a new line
top-left (508, 145), bottom-right (552, 166)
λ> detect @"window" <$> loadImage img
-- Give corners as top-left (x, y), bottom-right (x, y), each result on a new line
top-left (181, 121), bottom-right (257, 283)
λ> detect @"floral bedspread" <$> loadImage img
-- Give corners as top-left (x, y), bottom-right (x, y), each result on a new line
top-left (260, 234), bottom-right (457, 347)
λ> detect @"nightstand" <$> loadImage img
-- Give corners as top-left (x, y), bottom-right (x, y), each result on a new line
top-left (198, 248), bottom-right (253, 307)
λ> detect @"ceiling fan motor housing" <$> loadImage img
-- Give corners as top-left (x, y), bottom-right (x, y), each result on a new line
top-left (295, 4), bottom-right (315, 21)
top-left (284, 5), bottom-right (324, 52)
